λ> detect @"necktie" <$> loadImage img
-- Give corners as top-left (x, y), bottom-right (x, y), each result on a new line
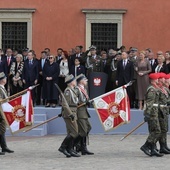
top-left (42, 59), bottom-right (45, 68)
top-left (29, 60), bottom-right (32, 67)
top-left (150, 60), bottom-right (153, 66)
top-left (7, 57), bottom-right (10, 66)
top-left (123, 60), bottom-right (126, 69)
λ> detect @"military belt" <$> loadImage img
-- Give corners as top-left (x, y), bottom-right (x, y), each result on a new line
top-left (153, 104), bottom-right (167, 108)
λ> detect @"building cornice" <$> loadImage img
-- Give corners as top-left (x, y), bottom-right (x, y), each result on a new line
top-left (82, 9), bottom-right (127, 14)
top-left (0, 8), bottom-right (36, 13)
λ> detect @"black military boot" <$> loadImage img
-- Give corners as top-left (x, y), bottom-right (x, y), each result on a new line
top-left (164, 143), bottom-right (170, 152)
top-left (58, 135), bottom-right (71, 158)
top-left (67, 136), bottom-right (81, 157)
top-left (0, 134), bottom-right (14, 153)
top-left (81, 137), bottom-right (94, 155)
top-left (159, 142), bottom-right (170, 154)
top-left (0, 152), bottom-right (5, 155)
top-left (73, 135), bottom-right (82, 152)
top-left (150, 143), bottom-right (164, 157)
top-left (140, 141), bottom-right (151, 156)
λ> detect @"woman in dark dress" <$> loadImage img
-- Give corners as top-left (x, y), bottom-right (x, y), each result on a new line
top-left (43, 55), bottom-right (60, 107)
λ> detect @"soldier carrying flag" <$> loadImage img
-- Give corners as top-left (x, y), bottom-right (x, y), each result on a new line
top-left (0, 72), bottom-right (14, 155)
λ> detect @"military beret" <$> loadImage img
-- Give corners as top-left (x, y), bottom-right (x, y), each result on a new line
top-left (149, 73), bottom-right (159, 79)
top-left (158, 72), bottom-right (167, 79)
top-left (65, 74), bottom-right (75, 84)
top-left (165, 74), bottom-right (170, 79)
top-left (0, 72), bottom-right (6, 80)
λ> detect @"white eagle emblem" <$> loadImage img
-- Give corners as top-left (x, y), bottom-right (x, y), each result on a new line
top-left (94, 78), bottom-right (101, 86)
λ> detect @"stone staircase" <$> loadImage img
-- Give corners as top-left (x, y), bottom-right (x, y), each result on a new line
top-left (6, 113), bottom-right (47, 136)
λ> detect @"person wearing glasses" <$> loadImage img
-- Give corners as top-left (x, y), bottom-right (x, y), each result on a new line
top-left (42, 55), bottom-right (60, 107)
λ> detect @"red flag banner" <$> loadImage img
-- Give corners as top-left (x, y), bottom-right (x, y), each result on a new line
top-left (92, 86), bottom-right (130, 131)
top-left (0, 90), bottom-right (34, 134)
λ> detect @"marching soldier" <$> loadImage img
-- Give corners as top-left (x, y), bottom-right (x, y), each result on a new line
top-left (74, 74), bottom-right (94, 155)
top-left (85, 45), bottom-right (103, 76)
top-left (0, 72), bottom-right (14, 155)
top-left (157, 73), bottom-right (170, 154)
top-left (58, 74), bottom-right (80, 158)
top-left (140, 73), bottom-right (163, 157)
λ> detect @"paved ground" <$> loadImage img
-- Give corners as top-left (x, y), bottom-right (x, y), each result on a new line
top-left (1, 135), bottom-right (170, 170)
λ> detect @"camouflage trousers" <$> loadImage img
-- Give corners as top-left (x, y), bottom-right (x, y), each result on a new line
top-left (147, 116), bottom-right (161, 143)
top-left (158, 111), bottom-right (169, 143)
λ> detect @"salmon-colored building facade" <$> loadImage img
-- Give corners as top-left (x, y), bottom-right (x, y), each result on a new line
top-left (0, 0), bottom-right (169, 55)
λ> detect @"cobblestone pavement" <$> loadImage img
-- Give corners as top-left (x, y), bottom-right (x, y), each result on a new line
top-left (1, 135), bottom-right (170, 170)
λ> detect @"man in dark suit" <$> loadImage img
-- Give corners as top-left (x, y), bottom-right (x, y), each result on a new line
top-left (36, 51), bottom-right (49, 105)
top-left (148, 52), bottom-right (158, 73)
top-left (0, 49), bottom-right (7, 76)
top-left (116, 51), bottom-right (134, 104)
top-left (4, 48), bottom-right (16, 92)
top-left (22, 51), bottom-right (39, 105)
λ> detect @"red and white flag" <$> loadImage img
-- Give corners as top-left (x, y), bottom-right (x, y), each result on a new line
top-left (92, 86), bottom-right (130, 131)
top-left (1, 90), bottom-right (34, 134)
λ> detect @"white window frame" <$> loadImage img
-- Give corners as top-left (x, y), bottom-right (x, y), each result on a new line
top-left (0, 8), bottom-right (35, 50)
top-left (82, 9), bottom-right (127, 50)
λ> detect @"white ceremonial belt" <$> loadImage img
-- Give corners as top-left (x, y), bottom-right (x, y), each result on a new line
top-left (153, 104), bottom-right (167, 107)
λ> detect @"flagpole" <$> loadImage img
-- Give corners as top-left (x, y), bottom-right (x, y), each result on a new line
top-left (23, 115), bottom-right (60, 133)
top-left (77, 80), bottom-right (135, 108)
top-left (120, 121), bottom-right (145, 141)
top-left (0, 84), bottom-right (39, 104)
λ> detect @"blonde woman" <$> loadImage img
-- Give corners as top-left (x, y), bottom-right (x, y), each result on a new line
top-left (9, 54), bottom-right (24, 95)
top-left (155, 55), bottom-right (167, 73)
top-left (135, 51), bottom-right (151, 110)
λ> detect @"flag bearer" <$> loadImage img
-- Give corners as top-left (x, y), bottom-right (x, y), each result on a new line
top-left (58, 74), bottom-right (80, 158)
top-left (0, 72), bottom-right (14, 155)
top-left (74, 74), bottom-right (94, 155)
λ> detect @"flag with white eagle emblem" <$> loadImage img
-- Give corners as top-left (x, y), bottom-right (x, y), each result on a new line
top-left (92, 86), bottom-right (130, 131)
top-left (0, 89), bottom-right (34, 134)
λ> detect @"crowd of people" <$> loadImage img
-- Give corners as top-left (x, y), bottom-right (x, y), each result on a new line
top-left (0, 46), bottom-right (170, 109)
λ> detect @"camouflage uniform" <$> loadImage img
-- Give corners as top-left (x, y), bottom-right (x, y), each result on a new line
top-left (157, 86), bottom-right (170, 153)
top-left (144, 85), bottom-right (161, 144)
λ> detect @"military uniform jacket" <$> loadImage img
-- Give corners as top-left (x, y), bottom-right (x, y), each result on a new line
top-left (62, 86), bottom-right (79, 119)
top-left (77, 86), bottom-right (90, 119)
top-left (159, 86), bottom-right (170, 115)
top-left (144, 85), bottom-right (160, 117)
top-left (86, 55), bottom-right (103, 73)
top-left (0, 85), bottom-right (7, 134)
